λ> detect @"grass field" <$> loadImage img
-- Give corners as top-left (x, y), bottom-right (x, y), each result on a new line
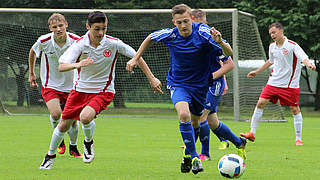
top-left (1, 108), bottom-right (320, 180)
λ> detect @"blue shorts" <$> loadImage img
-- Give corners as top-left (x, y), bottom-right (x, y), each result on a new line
top-left (168, 86), bottom-right (207, 116)
top-left (204, 79), bottom-right (225, 113)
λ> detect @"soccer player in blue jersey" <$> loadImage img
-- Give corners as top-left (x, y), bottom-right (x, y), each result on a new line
top-left (191, 9), bottom-right (247, 162)
top-left (127, 4), bottom-right (237, 174)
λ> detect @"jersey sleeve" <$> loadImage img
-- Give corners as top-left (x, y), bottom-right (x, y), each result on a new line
top-left (59, 42), bottom-right (82, 64)
top-left (294, 43), bottom-right (308, 61)
top-left (220, 55), bottom-right (230, 62)
top-left (198, 23), bottom-right (222, 49)
top-left (149, 28), bottom-right (173, 43)
top-left (116, 40), bottom-right (136, 58)
top-left (31, 39), bottom-right (42, 58)
top-left (268, 43), bottom-right (275, 64)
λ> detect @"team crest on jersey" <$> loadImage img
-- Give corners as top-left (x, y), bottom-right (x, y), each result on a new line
top-left (103, 49), bottom-right (112, 57)
top-left (282, 48), bottom-right (288, 55)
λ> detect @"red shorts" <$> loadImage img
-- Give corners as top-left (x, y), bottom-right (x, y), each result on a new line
top-left (41, 87), bottom-right (69, 104)
top-left (260, 84), bottom-right (299, 106)
top-left (62, 90), bottom-right (114, 120)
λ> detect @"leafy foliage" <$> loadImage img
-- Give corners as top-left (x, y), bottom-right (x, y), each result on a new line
top-left (233, 0), bottom-right (320, 59)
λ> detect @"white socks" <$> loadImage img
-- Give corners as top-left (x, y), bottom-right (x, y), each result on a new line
top-left (82, 120), bottom-right (96, 142)
top-left (293, 112), bottom-right (303, 141)
top-left (50, 115), bottom-right (60, 129)
top-left (49, 127), bottom-right (65, 155)
top-left (67, 121), bottom-right (79, 145)
top-left (250, 107), bottom-right (264, 136)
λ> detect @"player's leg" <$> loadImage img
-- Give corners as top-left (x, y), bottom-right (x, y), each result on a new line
top-left (209, 112), bottom-right (229, 150)
top-left (68, 120), bottom-right (82, 157)
top-left (197, 111), bottom-right (211, 161)
top-left (240, 97), bottom-right (269, 142)
top-left (207, 112), bottom-right (247, 159)
top-left (290, 105), bottom-right (303, 146)
top-left (40, 119), bottom-right (73, 169)
top-left (46, 98), bottom-right (66, 154)
top-left (80, 106), bottom-right (97, 163)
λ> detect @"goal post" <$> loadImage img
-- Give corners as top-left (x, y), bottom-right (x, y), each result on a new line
top-left (0, 8), bottom-right (285, 121)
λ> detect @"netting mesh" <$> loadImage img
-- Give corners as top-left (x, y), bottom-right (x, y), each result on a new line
top-left (0, 9), bottom-right (284, 120)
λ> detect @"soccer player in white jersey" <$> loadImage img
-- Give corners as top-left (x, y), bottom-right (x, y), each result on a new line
top-left (240, 22), bottom-right (316, 146)
top-left (28, 13), bottom-right (81, 158)
top-left (126, 4), bottom-right (244, 175)
top-left (39, 11), bottom-right (162, 170)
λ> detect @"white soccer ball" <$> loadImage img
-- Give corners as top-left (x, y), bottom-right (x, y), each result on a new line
top-left (218, 154), bottom-right (245, 178)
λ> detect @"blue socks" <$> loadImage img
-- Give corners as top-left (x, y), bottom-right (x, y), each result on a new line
top-left (199, 120), bottom-right (210, 156)
top-left (179, 121), bottom-right (199, 159)
top-left (212, 121), bottom-right (242, 148)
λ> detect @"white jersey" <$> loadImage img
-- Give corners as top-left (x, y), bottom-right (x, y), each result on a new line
top-left (267, 37), bottom-right (308, 88)
top-left (59, 31), bottom-right (136, 93)
top-left (32, 32), bottom-right (80, 92)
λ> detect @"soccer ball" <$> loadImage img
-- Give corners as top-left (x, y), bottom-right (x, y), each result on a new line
top-left (218, 154), bottom-right (245, 178)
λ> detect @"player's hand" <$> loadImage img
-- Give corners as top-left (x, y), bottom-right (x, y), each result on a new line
top-left (149, 77), bottom-right (163, 94)
top-left (307, 63), bottom-right (316, 71)
top-left (222, 86), bottom-right (228, 96)
top-left (28, 74), bottom-right (38, 88)
top-left (247, 70), bottom-right (257, 78)
top-left (126, 58), bottom-right (138, 73)
top-left (77, 58), bottom-right (93, 68)
top-left (210, 27), bottom-right (222, 44)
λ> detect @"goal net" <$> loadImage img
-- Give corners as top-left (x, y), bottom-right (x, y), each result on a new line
top-left (0, 8), bottom-right (284, 121)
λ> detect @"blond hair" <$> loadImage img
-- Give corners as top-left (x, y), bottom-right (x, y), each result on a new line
top-left (48, 13), bottom-right (67, 25)
top-left (191, 9), bottom-right (206, 19)
top-left (171, 4), bottom-right (192, 17)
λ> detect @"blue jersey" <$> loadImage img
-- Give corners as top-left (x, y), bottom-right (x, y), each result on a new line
top-left (150, 23), bottom-right (222, 88)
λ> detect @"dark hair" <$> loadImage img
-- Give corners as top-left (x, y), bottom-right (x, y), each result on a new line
top-left (171, 4), bottom-right (191, 17)
top-left (87, 11), bottom-right (107, 26)
top-left (269, 22), bottom-right (283, 30)
top-left (191, 9), bottom-right (206, 18)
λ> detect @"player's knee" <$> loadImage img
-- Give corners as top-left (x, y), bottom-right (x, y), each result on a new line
top-left (290, 106), bottom-right (300, 115)
top-left (178, 111), bottom-right (191, 122)
top-left (79, 113), bottom-right (93, 124)
top-left (51, 112), bottom-right (61, 120)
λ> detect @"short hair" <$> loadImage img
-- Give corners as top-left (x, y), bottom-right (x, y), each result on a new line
top-left (269, 22), bottom-right (283, 30)
top-left (87, 11), bottom-right (107, 26)
top-left (171, 4), bottom-right (192, 17)
top-left (191, 9), bottom-right (206, 18)
top-left (48, 13), bottom-right (66, 25)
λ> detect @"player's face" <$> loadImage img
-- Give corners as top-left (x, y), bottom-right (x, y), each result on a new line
top-left (172, 12), bottom-right (193, 37)
top-left (269, 26), bottom-right (284, 42)
top-left (49, 20), bottom-right (68, 39)
top-left (87, 21), bottom-right (107, 45)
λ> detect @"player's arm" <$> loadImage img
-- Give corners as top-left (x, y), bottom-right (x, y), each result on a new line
top-left (210, 27), bottom-right (232, 56)
top-left (58, 42), bottom-right (93, 72)
top-left (212, 57), bottom-right (234, 80)
top-left (28, 48), bottom-right (38, 87)
top-left (126, 36), bottom-right (153, 73)
top-left (136, 58), bottom-right (163, 94)
top-left (219, 60), bottom-right (229, 96)
top-left (302, 58), bottom-right (316, 70)
top-left (247, 60), bottom-right (272, 77)
top-left (58, 58), bottom-right (93, 72)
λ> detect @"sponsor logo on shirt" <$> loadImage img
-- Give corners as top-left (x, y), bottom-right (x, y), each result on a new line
top-left (103, 49), bottom-right (112, 57)
top-left (283, 48), bottom-right (288, 55)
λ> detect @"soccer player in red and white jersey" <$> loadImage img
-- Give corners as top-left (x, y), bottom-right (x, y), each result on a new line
top-left (39, 11), bottom-right (162, 169)
top-left (240, 22), bottom-right (316, 146)
top-left (28, 13), bottom-right (81, 158)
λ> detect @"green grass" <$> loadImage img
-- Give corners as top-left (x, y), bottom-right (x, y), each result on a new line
top-left (1, 111), bottom-right (320, 180)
